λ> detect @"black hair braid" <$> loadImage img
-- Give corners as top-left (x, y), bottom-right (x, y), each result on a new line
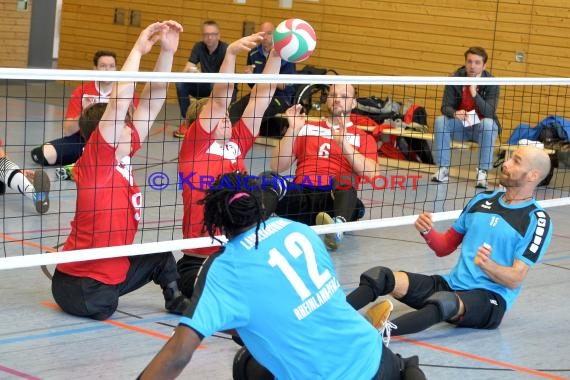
top-left (199, 172), bottom-right (265, 248)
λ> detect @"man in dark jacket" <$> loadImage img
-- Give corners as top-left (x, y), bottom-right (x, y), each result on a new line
top-left (431, 46), bottom-right (500, 189)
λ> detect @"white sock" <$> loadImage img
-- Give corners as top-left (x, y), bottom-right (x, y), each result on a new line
top-left (0, 157), bottom-right (35, 199)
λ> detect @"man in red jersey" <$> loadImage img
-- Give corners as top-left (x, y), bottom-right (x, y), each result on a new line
top-left (176, 32), bottom-right (283, 298)
top-left (31, 51), bottom-right (139, 168)
top-left (268, 84), bottom-right (381, 250)
top-left (51, 20), bottom-right (191, 321)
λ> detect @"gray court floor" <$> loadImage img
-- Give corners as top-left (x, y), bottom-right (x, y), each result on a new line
top-left (0, 82), bottom-right (569, 379)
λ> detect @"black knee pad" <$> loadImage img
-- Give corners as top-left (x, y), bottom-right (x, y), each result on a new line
top-left (360, 266), bottom-right (395, 298)
top-left (31, 146), bottom-right (49, 166)
top-left (0, 181), bottom-right (5, 195)
top-left (424, 291), bottom-right (460, 321)
top-left (232, 347), bottom-right (251, 380)
top-left (232, 347), bottom-right (274, 380)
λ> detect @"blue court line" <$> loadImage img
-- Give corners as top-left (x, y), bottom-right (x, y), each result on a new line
top-left (0, 324), bottom-right (110, 345)
top-left (0, 315), bottom-right (180, 346)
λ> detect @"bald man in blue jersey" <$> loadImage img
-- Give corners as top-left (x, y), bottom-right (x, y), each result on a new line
top-left (139, 172), bottom-right (425, 380)
top-left (347, 146), bottom-right (553, 336)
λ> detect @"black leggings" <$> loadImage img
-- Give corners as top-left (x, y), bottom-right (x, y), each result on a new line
top-left (176, 254), bottom-right (207, 298)
top-left (237, 344), bottom-right (424, 380)
top-left (40, 133), bottom-right (85, 166)
top-left (398, 272), bottom-right (507, 330)
top-left (375, 344), bottom-right (403, 379)
top-left (273, 184), bottom-right (359, 225)
top-left (52, 252), bottom-right (179, 320)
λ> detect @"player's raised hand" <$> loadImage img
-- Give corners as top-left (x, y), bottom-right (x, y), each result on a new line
top-left (228, 33), bottom-right (265, 55)
top-left (330, 123), bottom-right (345, 146)
top-left (159, 20), bottom-right (183, 53)
top-left (285, 104), bottom-right (305, 134)
top-left (331, 111), bottom-right (351, 132)
top-left (268, 47), bottom-right (280, 59)
top-left (133, 22), bottom-right (165, 55)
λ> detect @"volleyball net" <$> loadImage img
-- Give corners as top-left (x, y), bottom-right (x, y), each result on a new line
top-left (1, 69), bottom-right (570, 269)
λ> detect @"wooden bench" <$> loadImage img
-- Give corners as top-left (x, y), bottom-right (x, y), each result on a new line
top-left (255, 122), bottom-right (555, 186)
top-left (356, 124), bottom-right (475, 149)
top-left (357, 124), bottom-right (554, 159)
top-left (257, 122), bottom-right (477, 151)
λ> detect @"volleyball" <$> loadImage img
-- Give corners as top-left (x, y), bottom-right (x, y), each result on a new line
top-left (273, 19), bottom-right (317, 63)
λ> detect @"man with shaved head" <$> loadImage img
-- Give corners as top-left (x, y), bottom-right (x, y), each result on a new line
top-left (346, 146), bottom-right (553, 338)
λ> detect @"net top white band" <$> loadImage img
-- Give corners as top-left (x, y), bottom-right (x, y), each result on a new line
top-left (2, 68), bottom-right (570, 85)
top-left (2, 197), bottom-right (567, 270)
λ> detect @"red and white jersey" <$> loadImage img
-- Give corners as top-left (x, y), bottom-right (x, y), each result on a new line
top-left (65, 82), bottom-right (140, 120)
top-left (179, 118), bottom-right (255, 257)
top-left (65, 82), bottom-right (111, 119)
top-left (57, 123), bottom-right (142, 285)
top-left (293, 119), bottom-right (378, 185)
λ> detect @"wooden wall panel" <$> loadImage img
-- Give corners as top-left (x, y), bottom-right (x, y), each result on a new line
top-left (0, 0), bottom-right (32, 67)
top-left (58, 1), bottom-right (131, 70)
top-left (0, 0), bottom-right (565, 137)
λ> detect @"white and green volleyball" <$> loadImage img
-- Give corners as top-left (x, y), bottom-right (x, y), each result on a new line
top-left (273, 19), bottom-right (317, 63)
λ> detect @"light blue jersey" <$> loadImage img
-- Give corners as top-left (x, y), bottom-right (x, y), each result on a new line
top-left (180, 217), bottom-right (383, 379)
top-left (444, 191), bottom-right (552, 310)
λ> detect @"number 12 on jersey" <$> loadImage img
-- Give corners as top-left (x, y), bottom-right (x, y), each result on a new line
top-left (268, 232), bottom-right (332, 300)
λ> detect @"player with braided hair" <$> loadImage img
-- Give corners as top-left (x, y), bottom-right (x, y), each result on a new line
top-left (200, 174), bottom-right (265, 248)
top-left (139, 172), bottom-right (425, 379)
